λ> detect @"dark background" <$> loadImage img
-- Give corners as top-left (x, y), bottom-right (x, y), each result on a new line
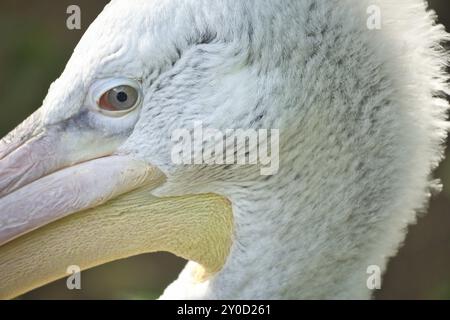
top-left (0, 1), bottom-right (449, 299)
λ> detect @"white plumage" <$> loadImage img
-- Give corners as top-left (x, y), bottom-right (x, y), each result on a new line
top-left (0, 0), bottom-right (448, 299)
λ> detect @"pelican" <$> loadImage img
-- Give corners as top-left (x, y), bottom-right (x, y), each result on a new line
top-left (0, 0), bottom-right (449, 299)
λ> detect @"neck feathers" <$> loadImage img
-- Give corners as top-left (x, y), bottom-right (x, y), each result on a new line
top-left (164, 0), bottom-right (449, 299)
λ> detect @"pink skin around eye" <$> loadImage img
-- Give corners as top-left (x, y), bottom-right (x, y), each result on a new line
top-left (98, 92), bottom-right (117, 111)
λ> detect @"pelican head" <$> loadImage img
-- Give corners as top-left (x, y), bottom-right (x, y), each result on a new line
top-left (0, 0), bottom-right (449, 299)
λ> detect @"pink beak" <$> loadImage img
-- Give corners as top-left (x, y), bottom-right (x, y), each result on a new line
top-left (0, 109), bottom-right (165, 245)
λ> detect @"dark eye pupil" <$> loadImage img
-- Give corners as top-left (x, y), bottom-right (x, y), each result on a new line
top-left (116, 91), bottom-right (128, 102)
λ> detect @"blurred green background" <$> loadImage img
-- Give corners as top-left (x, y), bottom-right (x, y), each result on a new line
top-left (0, 0), bottom-right (449, 299)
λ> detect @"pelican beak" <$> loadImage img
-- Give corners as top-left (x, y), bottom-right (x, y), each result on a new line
top-left (0, 110), bottom-right (166, 246)
top-left (0, 110), bottom-right (233, 299)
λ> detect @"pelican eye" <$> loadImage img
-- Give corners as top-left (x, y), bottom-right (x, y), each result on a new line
top-left (99, 85), bottom-right (139, 111)
top-left (89, 78), bottom-right (143, 117)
